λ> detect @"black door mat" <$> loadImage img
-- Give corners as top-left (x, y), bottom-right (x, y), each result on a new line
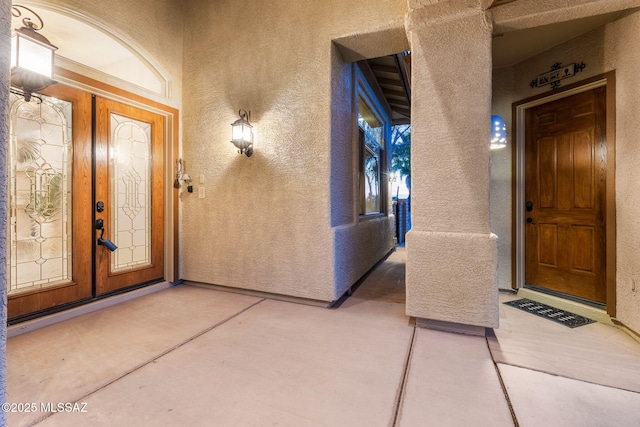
top-left (503, 298), bottom-right (596, 328)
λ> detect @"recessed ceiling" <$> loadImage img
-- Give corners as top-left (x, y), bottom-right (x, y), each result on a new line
top-left (492, 10), bottom-right (629, 68)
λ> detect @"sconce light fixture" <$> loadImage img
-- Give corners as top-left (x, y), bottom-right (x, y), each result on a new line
top-left (10, 5), bottom-right (58, 102)
top-left (490, 115), bottom-right (507, 150)
top-left (231, 109), bottom-right (254, 157)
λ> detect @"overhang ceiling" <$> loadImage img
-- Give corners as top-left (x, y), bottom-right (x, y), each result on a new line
top-left (492, 9), bottom-right (630, 68)
top-left (360, 54), bottom-right (412, 125)
top-left (365, 7), bottom-right (634, 125)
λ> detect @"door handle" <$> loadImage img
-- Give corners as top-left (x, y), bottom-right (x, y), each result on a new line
top-left (96, 219), bottom-right (117, 252)
top-left (526, 217), bottom-right (535, 224)
top-left (525, 201), bottom-right (533, 212)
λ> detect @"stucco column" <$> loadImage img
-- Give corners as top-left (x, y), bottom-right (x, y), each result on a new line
top-left (0, 0), bottom-right (10, 422)
top-left (405, 1), bottom-right (498, 331)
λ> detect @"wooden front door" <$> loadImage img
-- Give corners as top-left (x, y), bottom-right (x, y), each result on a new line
top-left (7, 85), bottom-right (165, 321)
top-left (525, 87), bottom-right (607, 303)
top-left (7, 85), bottom-right (93, 319)
top-left (94, 98), bottom-right (165, 295)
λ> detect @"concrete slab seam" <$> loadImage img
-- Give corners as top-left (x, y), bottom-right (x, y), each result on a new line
top-left (485, 334), bottom-right (519, 427)
top-left (494, 361), bottom-right (640, 395)
top-left (392, 325), bottom-right (417, 426)
top-left (29, 298), bottom-right (267, 426)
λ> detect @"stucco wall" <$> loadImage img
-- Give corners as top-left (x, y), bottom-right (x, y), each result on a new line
top-left (405, 3), bottom-right (499, 329)
top-left (609, 10), bottom-right (640, 333)
top-left (491, 8), bottom-right (640, 332)
top-left (330, 42), bottom-right (399, 296)
top-left (1, 0), bottom-right (10, 421)
top-left (180, 0), bottom-right (405, 302)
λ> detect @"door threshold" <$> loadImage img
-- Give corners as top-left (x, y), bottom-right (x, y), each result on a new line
top-left (517, 287), bottom-right (613, 326)
top-left (7, 281), bottom-right (174, 338)
top-left (523, 284), bottom-right (606, 310)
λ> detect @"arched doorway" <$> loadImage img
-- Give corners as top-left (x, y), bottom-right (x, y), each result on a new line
top-left (7, 4), bottom-right (179, 323)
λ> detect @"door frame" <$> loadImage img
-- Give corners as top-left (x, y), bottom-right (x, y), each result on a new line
top-left (54, 67), bottom-right (181, 287)
top-left (7, 67), bottom-right (180, 323)
top-left (512, 72), bottom-right (616, 316)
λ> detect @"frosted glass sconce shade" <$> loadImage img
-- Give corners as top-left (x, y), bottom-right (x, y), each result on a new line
top-left (10, 5), bottom-right (58, 102)
top-left (490, 115), bottom-right (507, 150)
top-left (231, 109), bottom-right (254, 157)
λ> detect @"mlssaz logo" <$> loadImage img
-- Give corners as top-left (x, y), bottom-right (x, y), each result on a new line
top-left (41, 402), bottom-right (89, 413)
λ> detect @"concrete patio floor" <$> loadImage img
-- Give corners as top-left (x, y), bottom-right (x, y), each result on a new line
top-left (6, 248), bottom-right (640, 426)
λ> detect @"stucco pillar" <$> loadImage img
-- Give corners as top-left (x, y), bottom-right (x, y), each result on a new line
top-left (405, 1), bottom-right (498, 331)
top-left (0, 0), bottom-right (10, 422)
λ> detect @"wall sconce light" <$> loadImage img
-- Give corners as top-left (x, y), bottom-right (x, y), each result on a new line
top-left (10, 5), bottom-right (58, 102)
top-left (490, 115), bottom-right (507, 150)
top-left (231, 109), bottom-right (254, 157)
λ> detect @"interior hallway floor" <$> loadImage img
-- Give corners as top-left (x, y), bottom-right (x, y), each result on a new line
top-left (6, 247), bottom-right (640, 426)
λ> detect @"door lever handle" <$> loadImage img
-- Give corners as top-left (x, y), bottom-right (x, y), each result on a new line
top-left (98, 235), bottom-right (118, 252)
top-left (96, 219), bottom-right (117, 251)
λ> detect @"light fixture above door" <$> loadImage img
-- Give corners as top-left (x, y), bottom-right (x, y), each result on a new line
top-left (10, 5), bottom-right (58, 102)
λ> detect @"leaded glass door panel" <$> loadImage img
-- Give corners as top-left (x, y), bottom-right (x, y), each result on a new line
top-left (94, 97), bottom-right (164, 294)
top-left (8, 86), bottom-right (166, 321)
top-left (7, 85), bottom-right (93, 320)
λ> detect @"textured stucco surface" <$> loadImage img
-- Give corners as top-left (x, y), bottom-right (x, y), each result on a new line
top-left (406, 231), bottom-right (499, 328)
top-left (607, 9), bottom-right (640, 333)
top-left (492, 0), bottom-right (640, 33)
top-left (333, 22), bottom-right (409, 63)
top-left (491, 3), bottom-right (640, 333)
top-left (1, 0), bottom-right (10, 421)
top-left (408, 12), bottom-right (493, 234)
top-left (406, 3), bottom-right (499, 327)
top-left (180, 0), bottom-right (405, 301)
top-left (330, 41), bottom-right (397, 296)
top-left (334, 218), bottom-right (395, 297)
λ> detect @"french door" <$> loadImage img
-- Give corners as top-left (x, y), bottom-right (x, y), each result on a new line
top-left (7, 84), bottom-right (165, 321)
top-left (94, 97), bottom-right (164, 295)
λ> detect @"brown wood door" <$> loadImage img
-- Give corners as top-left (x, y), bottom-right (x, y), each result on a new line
top-left (7, 85), bottom-right (93, 319)
top-left (94, 97), bottom-right (165, 295)
top-left (8, 87), bottom-right (166, 321)
top-left (525, 87), bottom-right (606, 303)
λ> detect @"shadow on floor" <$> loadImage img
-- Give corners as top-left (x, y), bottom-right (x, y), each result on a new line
top-left (350, 246), bottom-right (406, 304)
